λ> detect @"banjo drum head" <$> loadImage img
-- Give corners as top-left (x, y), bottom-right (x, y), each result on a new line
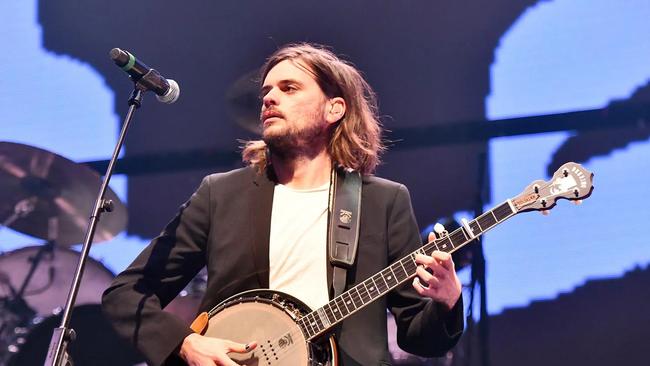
top-left (205, 291), bottom-right (315, 366)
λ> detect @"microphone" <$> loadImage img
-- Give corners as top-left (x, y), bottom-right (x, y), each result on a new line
top-left (110, 48), bottom-right (180, 104)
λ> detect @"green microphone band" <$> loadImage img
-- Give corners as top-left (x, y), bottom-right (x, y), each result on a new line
top-left (121, 53), bottom-right (136, 71)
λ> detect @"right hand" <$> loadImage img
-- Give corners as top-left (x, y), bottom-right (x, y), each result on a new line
top-left (179, 333), bottom-right (257, 366)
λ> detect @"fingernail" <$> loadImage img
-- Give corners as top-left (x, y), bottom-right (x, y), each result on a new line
top-left (245, 344), bottom-right (250, 351)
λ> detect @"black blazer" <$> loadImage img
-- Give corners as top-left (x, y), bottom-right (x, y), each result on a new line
top-left (102, 166), bottom-right (463, 365)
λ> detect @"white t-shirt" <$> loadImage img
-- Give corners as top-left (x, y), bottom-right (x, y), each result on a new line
top-left (268, 183), bottom-right (330, 310)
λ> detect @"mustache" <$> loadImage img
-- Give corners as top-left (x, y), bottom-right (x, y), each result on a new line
top-left (261, 108), bottom-right (284, 121)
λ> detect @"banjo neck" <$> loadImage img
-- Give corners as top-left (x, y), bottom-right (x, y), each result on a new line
top-left (297, 200), bottom-right (516, 341)
top-left (297, 162), bottom-right (594, 341)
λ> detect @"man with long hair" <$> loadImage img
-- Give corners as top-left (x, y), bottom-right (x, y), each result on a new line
top-left (103, 43), bottom-right (463, 366)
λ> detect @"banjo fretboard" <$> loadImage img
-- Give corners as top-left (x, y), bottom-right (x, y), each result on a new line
top-left (297, 201), bottom-right (516, 340)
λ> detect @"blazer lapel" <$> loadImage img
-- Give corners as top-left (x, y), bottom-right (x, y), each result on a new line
top-left (249, 168), bottom-right (275, 288)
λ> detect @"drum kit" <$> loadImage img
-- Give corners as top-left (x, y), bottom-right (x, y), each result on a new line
top-left (0, 141), bottom-right (145, 365)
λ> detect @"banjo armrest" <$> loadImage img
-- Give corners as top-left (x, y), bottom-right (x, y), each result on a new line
top-left (190, 311), bottom-right (209, 334)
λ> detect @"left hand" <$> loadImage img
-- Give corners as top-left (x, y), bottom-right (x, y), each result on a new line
top-left (412, 232), bottom-right (462, 311)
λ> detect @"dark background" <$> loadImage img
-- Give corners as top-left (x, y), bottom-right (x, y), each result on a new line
top-left (39, 0), bottom-right (545, 237)
top-left (2, 1), bottom-right (648, 365)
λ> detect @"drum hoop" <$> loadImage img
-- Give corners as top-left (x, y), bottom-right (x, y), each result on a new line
top-left (0, 245), bottom-right (116, 278)
top-left (208, 289), bottom-right (313, 320)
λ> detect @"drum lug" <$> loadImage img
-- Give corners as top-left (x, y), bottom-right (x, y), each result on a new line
top-left (271, 293), bottom-right (281, 303)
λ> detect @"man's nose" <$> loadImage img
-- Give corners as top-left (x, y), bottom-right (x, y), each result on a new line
top-left (262, 88), bottom-right (279, 108)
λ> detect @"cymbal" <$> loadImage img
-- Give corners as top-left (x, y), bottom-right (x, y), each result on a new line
top-left (0, 142), bottom-right (127, 245)
top-left (225, 69), bottom-right (262, 134)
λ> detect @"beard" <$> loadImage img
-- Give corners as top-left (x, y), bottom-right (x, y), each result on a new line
top-left (262, 112), bottom-right (329, 159)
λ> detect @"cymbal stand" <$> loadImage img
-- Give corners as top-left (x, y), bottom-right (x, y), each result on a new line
top-left (44, 87), bottom-right (144, 366)
top-left (0, 198), bottom-right (37, 236)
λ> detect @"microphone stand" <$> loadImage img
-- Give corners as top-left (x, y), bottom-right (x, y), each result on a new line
top-left (43, 86), bottom-right (145, 366)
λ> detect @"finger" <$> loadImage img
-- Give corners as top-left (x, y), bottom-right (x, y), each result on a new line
top-left (416, 266), bottom-right (440, 288)
top-left (412, 277), bottom-right (428, 295)
top-left (416, 266), bottom-right (433, 284)
top-left (413, 277), bottom-right (439, 299)
top-left (216, 357), bottom-right (240, 366)
top-left (430, 251), bottom-right (454, 271)
top-left (226, 340), bottom-right (257, 354)
top-left (414, 253), bottom-right (434, 266)
top-left (415, 253), bottom-right (449, 279)
top-left (202, 357), bottom-right (221, 366)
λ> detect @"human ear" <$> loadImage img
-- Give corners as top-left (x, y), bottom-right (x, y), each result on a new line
top-left (326, 97), bottom-right (346, 124)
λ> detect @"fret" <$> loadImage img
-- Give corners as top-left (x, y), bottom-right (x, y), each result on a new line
top-left (475, 214), bottom-right (485, 231)
top-left (359, 282), bottom-right (372, 303)
top-left (450, 229), bottom-right (466, 247)
top-left (493, 202), bottom-right (514, 221)
top-left (299, 316), bottom-right (312, 338)
top-left (342, 292), bottom-right (356, 312)
top-left (308, 315), bottom-right (318, 338)
top-left (401, 256), bottom-right (417, 275)
top-left (322, 305), bottom-right (331, 322)
top-left (306, 320), bottom-right (317, 339)
top-left (357, 285), bottom-right (368, 305)
top-left (330, 299), bottom-right (342, 319)
top-left (335, 296), bottom-right (349, 317)
top-left (366, 279), bottom-right (379, 299)
top-left (305, 313), bottom-right (319, 336)
top-left (311, 312), bottom-right (324, 333)
top-left (390, 260), bottom-right (408, 282)
top-left (477, 211), bottom-right (497, 231)
top-left (436, 236), bottom-right (454, 252)
top-left (326, 301), bottom-right (341, 323)
top-left (375, 273), bottom-right (388, 293)
top-left (382, 267), bottom-right (398, 288)
top-left (421, 242), bottom-right (433, 254)
top-left (401, 256), bottom-right (410, 272)
top-left (297, 318), bottom-right (309, 337)
top-left (323, 305), bottom-right (335, 325)
top-left (329, 303), bottom-right (339, 320)
top-left (350, 286), bottom-right (363, 307)
top-left (489, 210), bottom-right (499, 224)
top-left (469, 220), bottom-right (482, 236)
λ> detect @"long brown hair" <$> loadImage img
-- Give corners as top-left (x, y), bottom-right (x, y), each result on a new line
top-left (242, 43), bottom-right (384, 175)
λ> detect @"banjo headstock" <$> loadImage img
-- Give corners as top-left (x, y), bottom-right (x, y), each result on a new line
top-left (511, 162), bottom-right (594, 212)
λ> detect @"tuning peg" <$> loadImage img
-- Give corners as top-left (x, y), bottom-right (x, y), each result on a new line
top-left (433, 223), bottom-right (446, 235)
top-left (573, 199), bottom-right (583, 205)
top-left (541, 210), bottom-right (550, 216)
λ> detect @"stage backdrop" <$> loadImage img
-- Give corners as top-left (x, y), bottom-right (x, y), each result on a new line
top-left (1, 1), bottom-right (649, 365)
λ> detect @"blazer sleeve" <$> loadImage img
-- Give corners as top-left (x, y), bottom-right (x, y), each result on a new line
top-left (102, 175), bottom-right (213, 366)
top-left (386, 184), bottom-right (464, 357)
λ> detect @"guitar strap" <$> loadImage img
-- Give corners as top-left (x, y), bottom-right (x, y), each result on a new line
top-left (327, 166), bottom-right (362, 298)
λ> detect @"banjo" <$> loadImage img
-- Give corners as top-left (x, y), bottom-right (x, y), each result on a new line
top-left (188, 162), bottom-right (594, 365)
